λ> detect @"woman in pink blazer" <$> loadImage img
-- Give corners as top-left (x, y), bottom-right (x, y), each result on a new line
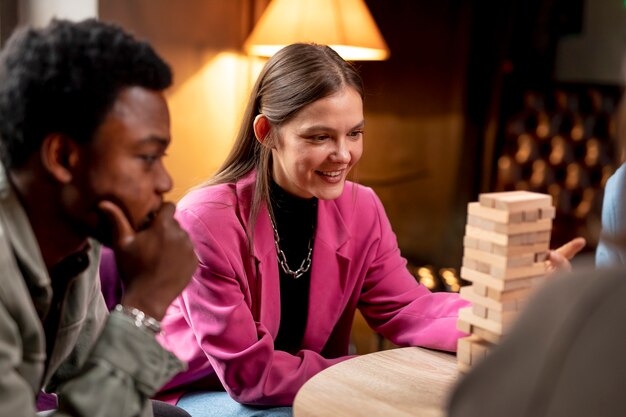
top-left (156, 43), bottom-right (467, 417)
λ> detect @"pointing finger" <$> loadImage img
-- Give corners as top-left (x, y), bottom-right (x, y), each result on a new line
top-left (555, 237), bottom-right (586, 260)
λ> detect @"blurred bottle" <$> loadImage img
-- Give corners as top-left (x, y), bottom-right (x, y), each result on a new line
top-left (582, 138), bottom-right (612, 188)
top-left (528, 159), bottom-right (555, 193)
top-left (549, 135), bottom-right (575, 184)
top-left (549, 90), bottom-right (582, 139)
top-left (583, 89), bottom-right (616, 139)
top-left (514, 133), bottom-right (540, 165)
top-left (506, 92), bottom-right (551, 140)
top-left (495, 155), bottom-right (525, 191)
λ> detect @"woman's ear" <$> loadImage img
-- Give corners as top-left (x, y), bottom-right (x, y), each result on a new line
top-left (40, 133), bottom-right (80, 184)
top-left (253, 114), bottom-right (272, 146)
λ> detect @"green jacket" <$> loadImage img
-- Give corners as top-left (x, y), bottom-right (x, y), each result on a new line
top-left (0, 163), bottom-right (185, 417)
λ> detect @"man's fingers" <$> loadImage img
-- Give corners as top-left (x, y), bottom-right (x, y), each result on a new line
top-left (555, 237), bottom-right (587, 260)
top-left (98, 200), bottom-right (136, 247)
top-left (152, 201), bottom-right (176, 222)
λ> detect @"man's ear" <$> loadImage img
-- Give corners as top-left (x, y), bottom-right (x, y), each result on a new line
top-left (40, 133), bottom-right (80, 184)
top-left (253, 114), bottom-right (272, 146)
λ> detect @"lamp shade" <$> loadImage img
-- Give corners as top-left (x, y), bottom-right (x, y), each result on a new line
top-left (244, 0), bottom-right (390, 60)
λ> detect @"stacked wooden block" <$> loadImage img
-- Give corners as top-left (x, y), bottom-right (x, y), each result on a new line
top-left (456, 191), bottom-right (555, 373)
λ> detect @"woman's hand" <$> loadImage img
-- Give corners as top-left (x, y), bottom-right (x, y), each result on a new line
top-left (545, 237), bottom-right (587, 273)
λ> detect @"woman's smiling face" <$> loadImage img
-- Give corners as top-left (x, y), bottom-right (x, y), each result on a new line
top-left (270, 86), bottom-right (364, 200)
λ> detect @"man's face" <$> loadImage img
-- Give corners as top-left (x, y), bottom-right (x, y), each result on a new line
top-left (69, 86), bottom-right (172, 244)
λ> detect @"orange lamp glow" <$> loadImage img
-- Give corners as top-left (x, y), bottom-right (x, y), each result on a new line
top-left (243, 0), bottom-right (390, 61)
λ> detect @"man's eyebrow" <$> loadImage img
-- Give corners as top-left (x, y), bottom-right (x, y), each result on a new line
top-left (137, 135), bottom-right (170, 146)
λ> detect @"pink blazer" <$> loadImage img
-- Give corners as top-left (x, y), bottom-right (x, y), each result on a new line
top-left (157, 171), bottom-right (467, 406)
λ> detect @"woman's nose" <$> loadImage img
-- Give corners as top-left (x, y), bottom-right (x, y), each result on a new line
top-left (331, 140), bottom-right (351, 163)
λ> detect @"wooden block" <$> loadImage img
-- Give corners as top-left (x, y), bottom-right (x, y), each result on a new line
top-left (490, 262), bottom-right (546, 280)
top-left (460, 285), bottom-right (518, 311)
top-left (465, 225), bottom-right (508, 246)
top-left (535, 230), bottom-right (551, 242)
top-left (473, 304), bottom-right (487, 318)
top-left (495, 219), bottom-right (552, 235)
top-left (490, 241), bottom-right (550, 257)
top-left (478, 238), bottom-right (493, 253)
top-left (466, 214), bottom-right (484, 229)
top-left (485, 275), bottom-right (552, 304)
top-left (509, 211), bottom-right (524, 223)
top-left (492, 192), bottom-right (552, 211)
top-left (457, 318), bottom-right (472, 333)
top-left (464, 247), bottom-right (534, 268)
top-left (478, 191), bottom-right (552, 210)
top-left (457, 316), bottom-right (502, 344)
top-left (458, 334), bottom-right (493, 368)
top-left (487, 308), bottom-right (518, 325)
top-left (473, 326), bottom-right (501, 344)
top-left (471, 338), bottom-right (493, 364)
top-left (457, 335), bottom-right (473, 365)
top-left (457, 360), bottom-right (472, 374)
top-left (463, 235), bottom-right (479, 250)
top-left (468, 241), bottom-right (540, 258)
top-left (473, 283), bottom-right (487, 296)
top-left (503, 219), bottom-right (552, 235)
top-left (466, 225), bottom-right (552, 247)
top-left (459, 306), bottom-right (504, 335)
top-left (462, 257), bottom-right (478, 270)
top-left (478, 193), bottom-right (500, 209)
top-left (540, 206), bottom-right (556, 219)
top-left (461, 266), bottom-right (528, 291)
top-left (508, 230), bottom-right (551, 246)
top-left (534, 251), bottom-right (549, 262)
top-left (523, 209), bottom-right (539, 222)
top-left (461, 267), bottom-right (537, 291)
top-left (466, 215), bottom-right (552, 235)
top-left (463, 256), bottom-right (491, 274)
top-left (486, 285), bottom-right (534, 302)
top-left (467, 202), bottom-right (517, 224)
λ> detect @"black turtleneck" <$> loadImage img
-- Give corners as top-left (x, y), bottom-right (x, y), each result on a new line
top-left (270, 180), bottom-right (317, 354)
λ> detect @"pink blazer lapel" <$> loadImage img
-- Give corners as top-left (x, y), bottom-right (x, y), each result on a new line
top-left (234, 172), bottom-right (282, 337)
top-left (301, 198), bottom-right (352, 351)
top-left (253, 207), bottom-right (282, 337)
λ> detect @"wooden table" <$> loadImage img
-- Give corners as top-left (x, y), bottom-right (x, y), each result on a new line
top-left (293, 347), bottom-right (459, 417)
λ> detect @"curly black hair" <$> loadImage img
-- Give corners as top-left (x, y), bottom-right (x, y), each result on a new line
top-left (0, 18), bottom-right (172, 169)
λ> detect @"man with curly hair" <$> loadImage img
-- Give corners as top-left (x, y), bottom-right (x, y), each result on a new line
top-left (0, 18), bottom-right (198, 417)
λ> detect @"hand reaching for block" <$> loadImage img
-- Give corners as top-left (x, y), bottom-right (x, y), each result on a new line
top-left (545, 237), bottom-right (587, 273)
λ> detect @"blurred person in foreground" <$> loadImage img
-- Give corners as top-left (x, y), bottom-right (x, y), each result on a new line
top-left (0, 19), bottom-right (197, 416)
top-left (447, 260), bottom-right (626, 417)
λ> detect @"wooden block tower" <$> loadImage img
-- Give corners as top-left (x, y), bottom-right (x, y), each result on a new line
top-left (456, 190), bottom-right (555, 373)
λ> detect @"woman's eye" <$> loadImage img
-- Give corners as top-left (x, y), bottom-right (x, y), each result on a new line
top-left (348, 130), bottom-right (364, 138)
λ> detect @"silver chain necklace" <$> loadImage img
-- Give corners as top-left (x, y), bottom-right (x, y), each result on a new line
top-left (270, 216), bottom-right (314, 279)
